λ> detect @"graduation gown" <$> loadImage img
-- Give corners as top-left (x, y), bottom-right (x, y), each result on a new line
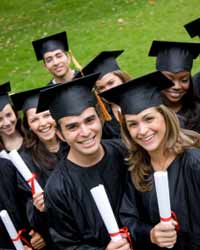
top-left (102, 103), bottom-right (121, 139)
top-left (18, 141), bottom-right (69, 249)
top-left (120, 148), bottom-right (200, 250)
top-left (192, 72), bottom-right (200, 98)
top-left (0, 158), bottom-right (30, 249)
top-left (45, 139), bottom-right (128, 250)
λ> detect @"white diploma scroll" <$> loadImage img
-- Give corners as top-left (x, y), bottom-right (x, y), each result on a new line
top-left (154, 171), bottom-right (173, 248)
top-left (0, 149), bottom-right (10, 160)
top-left (0, 210), bottom-right (24, 250)
top-left (90, 184), bottom-right (122, 242)
top-left (8, 149), bottom-right (43, 194)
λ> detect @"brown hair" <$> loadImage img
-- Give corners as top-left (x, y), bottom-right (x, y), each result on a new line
top-left (22, 113), bottom-right (59, 170)
top-left (121, 104), bottom-right (200, 192)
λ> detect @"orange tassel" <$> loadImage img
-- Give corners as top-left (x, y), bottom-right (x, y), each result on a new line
top-left (95, 92), bottom-right (112, 121)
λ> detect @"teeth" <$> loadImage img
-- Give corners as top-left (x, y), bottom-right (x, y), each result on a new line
top-left (81, 138), bottom-right (94, 145)
top-left (142, 135), bottom-right (154, 142)
top-left (40, 127), bottom-right (50, 133)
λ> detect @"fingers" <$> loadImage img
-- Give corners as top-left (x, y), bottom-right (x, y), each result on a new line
top-left (33, 192), bottom-right (45, 212)
top-left (106, 238), bottom-right (131, 250)
top-left (150, 222), bottom-right (177, 248)
top-left (29, 230), bottom-right (46, 250)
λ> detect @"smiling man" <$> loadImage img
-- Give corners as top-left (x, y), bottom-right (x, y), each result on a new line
top-left (37, 73), bottom-right (130, 250)
top-left (32, 31), bottom-right (78, 85)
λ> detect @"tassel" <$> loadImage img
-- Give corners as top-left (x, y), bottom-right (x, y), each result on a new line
top-left (117, 109), bottom-right (124, 125)
top-left (68, 49), bottom-right (83, 73)
top-left (95, 92), bottom-right (112, 121)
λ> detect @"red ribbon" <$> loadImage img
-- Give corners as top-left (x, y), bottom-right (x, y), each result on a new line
top-left (110, 227), bottom-right (133, 250)
top-left (11, 229), bottom-right (31, 247)
top-left (27, 173), bottom-right (36, 195)
top-left (160, 211), bottom-right (180, 232)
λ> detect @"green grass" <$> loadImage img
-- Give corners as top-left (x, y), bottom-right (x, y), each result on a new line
top-left (0, 0), bottom-right (199, 92)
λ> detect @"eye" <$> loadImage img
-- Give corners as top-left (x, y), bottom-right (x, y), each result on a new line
top-left (65, 123), bottom-right (78, 131)
top-left (86, 115), bottom-right (96, 124)
top-left (43, 113), bottom-right (50, 118)
top-left (6, 112), bottom-right (12, 118)
top-left (145, 116), bottom-right (154, 122)
top-left (181, 78), bottom-right (190, 84)
top-left (45, 57), bottom-right (52, 63)
top-left (127, 121), bottom-right (137, 128)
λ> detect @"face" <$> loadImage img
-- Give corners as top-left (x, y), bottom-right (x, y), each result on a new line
top-left (43, 49), bottom-right (70, 78)
top-left (58, 107), bottom-right (102, 160)
top-left (26, 108), bottom-right (57, 143)
top-left (0, 104), bottom-right (17, 136)
top-left (125, 107), bottom-right (166, 155)
top-left (161, 71), bottom-right (190, 103)
top-left (95, 72), bottom-right (123, 93)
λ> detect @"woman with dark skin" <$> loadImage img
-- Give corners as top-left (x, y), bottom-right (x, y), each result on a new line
top-left (148, 40), bottom-right (200, 132)
top-left (100, 71), bottom-right (200, 250)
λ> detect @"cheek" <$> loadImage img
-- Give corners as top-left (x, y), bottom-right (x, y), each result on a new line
top-left (181, 83), bottom-right (190, 91)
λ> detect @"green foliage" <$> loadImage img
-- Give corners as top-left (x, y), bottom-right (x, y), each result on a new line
top-left (0, 0), bottom-right (199, 91)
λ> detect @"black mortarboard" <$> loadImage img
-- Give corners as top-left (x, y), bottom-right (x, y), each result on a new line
top-left (37, 73), bottom-right (100, 121)
top-left (75, 50), bottom-right (123, 79)
top-left (0, 82), bottom-right (11, 111)
top-left (148, 40), bottom-right (200, 72)
top-left (11, 85), bottom-right (49, 112)
top-left (32, 31), bottom-right (68, 61)
top-left (100, 71), bottom-right (174, 115)
top-left (184, 18), bottom-right (200, 38)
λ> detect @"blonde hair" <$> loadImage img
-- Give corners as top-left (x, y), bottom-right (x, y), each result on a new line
top-left (121, 104), bottom-right (200, 192)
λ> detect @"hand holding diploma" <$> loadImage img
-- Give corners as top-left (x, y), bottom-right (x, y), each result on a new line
top-left (0, 210), bottom-right (24, 250)
top-left (8, 149), bottom-right (43, 195)
top-left (153, 171), bottom-right (177, 248)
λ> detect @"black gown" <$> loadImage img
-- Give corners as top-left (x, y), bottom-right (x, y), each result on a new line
top-left (120, 148), bottom-right (200, 250)
top-left (102, 104), bottom-right (121, 139)
top-left (192, 72), bottom-right (200, 98)
top-left (45, 139), bottom-right (128, 250)
top-left (0, 158), bottom-right (31, 249)
top-left (18, 141), bottom-right (69, 249)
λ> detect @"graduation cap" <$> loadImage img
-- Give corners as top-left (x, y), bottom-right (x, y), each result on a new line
top-left (10, 85), bottom-right (50, 112)
top-left (75, 50), bottom-right (124, 79)
top-left (100, 71), bottom-right (174, 115)
top-left (148, 40), bottom-right (200, 72)
top-left (184, 18), bottom-right (200, 38)
top-left (32, 31), bottom-right (69, 61)
top-left (37, 73), bottom-right (100, 121)
top-left (0, 82), bottom-right (12, 111)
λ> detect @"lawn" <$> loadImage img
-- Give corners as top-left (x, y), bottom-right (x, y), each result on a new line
top-left (0, 0), bottom-right (199, 92)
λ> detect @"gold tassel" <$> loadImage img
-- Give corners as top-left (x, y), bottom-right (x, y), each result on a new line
top-left (68, 50), bottom-right (83, 74)
top-left (117, 109), bottom-right (124, 125)
top-left (95, 92), bottom-right (112, 121)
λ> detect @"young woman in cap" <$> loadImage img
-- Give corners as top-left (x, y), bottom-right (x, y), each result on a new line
top-left (100, 71), bottom-right (200, 250)
top-left (75, 50), bottom-right (132, 139)
top-left (149, 40), bottom-right (200, 132)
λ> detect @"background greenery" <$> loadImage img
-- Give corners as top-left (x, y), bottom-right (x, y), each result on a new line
top-left (0, 0), bottom-right (199, 92)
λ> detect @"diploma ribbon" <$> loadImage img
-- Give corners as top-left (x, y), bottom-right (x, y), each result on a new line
top-left (160, 211), bottom-right (180, 232)
top-left (11, 229), bottom-right (31, 247)
top-left (27, 173), bottom-right (36, 195)
top-left (109, 227), bottom-right (133, 250)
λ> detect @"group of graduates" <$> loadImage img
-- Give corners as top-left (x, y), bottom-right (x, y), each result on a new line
top-left (0, 17), bottom-right (200, 250)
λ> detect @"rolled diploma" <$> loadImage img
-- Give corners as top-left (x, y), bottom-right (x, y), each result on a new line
top-left (8, 149), bottom-right (43, 194)
top-left (90, 184), bottom-right (122, 242)
top-left (0, 210), bottom-right (24, 250)
top-left (0, 150), bottom-right (10, 160)
top-left (154, 171), bottom-right (173, 248)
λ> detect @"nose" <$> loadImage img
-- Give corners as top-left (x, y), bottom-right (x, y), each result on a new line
top-left (138, 123), bottom-right (148, 136)
top-left (171, 79), bottom-right (181, 89)
top-left (3, 117), bottom-right (11, 126)
top-left (79, 124), bottom-right (90, 137)
top-left (52, 57), bottom-right (59, 65)
top-left (39, 118), bottom-right (47, 127)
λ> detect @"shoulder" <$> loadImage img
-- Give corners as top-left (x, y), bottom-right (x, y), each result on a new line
top-left (102, 139), bottom-right (128, 157)
top-left (181, 148), bottom-right (200, 170)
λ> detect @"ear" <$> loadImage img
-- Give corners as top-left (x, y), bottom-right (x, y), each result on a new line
top-left (56, 129), bottom-right (66, 142)
top-left (66, 52), bottom-right (71, 65)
